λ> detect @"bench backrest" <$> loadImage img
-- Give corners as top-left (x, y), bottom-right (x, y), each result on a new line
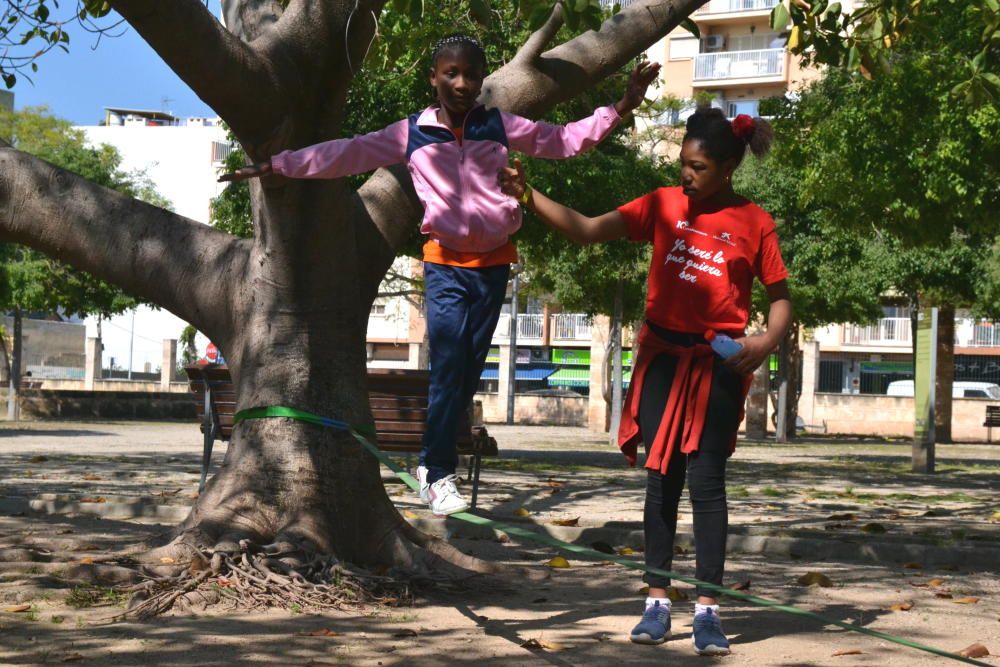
top-left (185, 365), bottom-right (482, 452)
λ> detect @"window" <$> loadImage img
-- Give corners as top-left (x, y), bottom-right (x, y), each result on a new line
top-left (728, 32), bottom-right (779, 51)
top-left (211, 141), bottom-right (235, 163)
top-left (669, 37), bottom-right (699, 60)
top-left (370, 304), bottom-right (386, 316)
top-left (726, 100), bottom-right (759, 118)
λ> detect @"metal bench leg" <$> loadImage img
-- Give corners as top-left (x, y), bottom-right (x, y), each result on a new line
top-left (200, 423), bottom-right (215, 493)
top-left (470, 454), bottom-right (482, 509)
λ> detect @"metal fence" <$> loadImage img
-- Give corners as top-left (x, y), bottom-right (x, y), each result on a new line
top-left (693, 48), bottom-right (784, 81)
top-left (550, 314), bottom-right (592, 342)
top-left (817, 351), bottom-right (1000, 395)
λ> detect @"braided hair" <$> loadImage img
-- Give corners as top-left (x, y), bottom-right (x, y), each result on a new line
top-left (683, 107), bottom-right (773, 166)
top-left (430, 33), bottom-right (488, 71)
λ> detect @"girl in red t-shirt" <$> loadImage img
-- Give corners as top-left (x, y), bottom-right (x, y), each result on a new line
top-left (500, 108), bottom-right (792, 656)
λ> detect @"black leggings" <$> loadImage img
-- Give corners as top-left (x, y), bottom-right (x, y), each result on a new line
top-left (638, 339), bottom-right (743, 598)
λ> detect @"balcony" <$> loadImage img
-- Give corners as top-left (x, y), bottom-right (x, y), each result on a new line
top-left (693, 48), bottom-right (786, 86)
top-left (696, 0), bottom-right (780, 16)
top-left (493, 314), bottom-right (544, 345)
top-left (550, 314), bottom-right (592, 343)
top-left (843, 318), bottom-right (912, 347)
top-left (957, 321), bottom-right (1000, 348)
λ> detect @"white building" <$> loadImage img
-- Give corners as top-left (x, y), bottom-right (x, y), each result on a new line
top-left (76, 108), bottom-right (230, 373)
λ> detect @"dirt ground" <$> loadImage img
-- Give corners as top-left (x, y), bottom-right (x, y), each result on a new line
top-left (1, 421), bottom-right (998, 666)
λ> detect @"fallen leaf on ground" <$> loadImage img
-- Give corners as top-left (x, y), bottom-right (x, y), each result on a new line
top-left (673, 545), bottom-right (688, 555)
top-left (159, 557), bottom-right (176, 564)
top-left (666, 586), bottom-right (689, 602)
top-left (79, 496), bottom-right (107, 503)
top-left (497, 533), bottom-right (510, 544)
top-left (939, 564), bottom-right (959, 571)
top-left (992, 511), bottom-right (1000, 521)
top-left (299, 628), bottom-right (338, 637)
top-left (3, 604), bottom-right (31, 613)
top-left (550, 517), bottom-right (579, 527)
top-left (951, 597), bottom-right (979, 604)
top-left (591, 541), bottom-right (614, 554)
top-left (159, 489), bottom-right (181, 497)
top-left (547, 556), bottom-right (570, 569)
top-left (78, 557), bottom-right (94, 565)
top-left (546, 478), bottom-right (566, 488)
top-left (393, 629), bottom-right (418, 638)
top-left (729, 580), bottom-right (751, 591)
top-left (903, 562), bottom-right (922, 569)
top-left (62, 654), bottom-right (85, 662)
top-left (935, 593), bottom-right (953, 599)
top-left (827, 513), bottom-right (856, 521)
top-left (513, 507), bottom-right (531, 517)
top-left (831, 649), bottom-right (864, 656)
top-left (860, 522), bottom-right (887, 534)
top-left (616, 547), bottom-right (636, 556)
top-left (521, 638), bottom-right (567, 651)
top-left (29, 455), bottom-right (48, 463)
top-left (928, 578), bottom-right (945, 588)
top-left (888, 601), bottom-right (914, 612)
top-left (531, 597), bottom-right (548, 604)
top-left (797, 572), bottom-right (833, 587)
top-left (403, 510), bottom-right (419, 519)
top-left (958, 643), bottom-right (990, 659)
top-left (82, 474), bottom-right (102, 481)
top-left (217, 577), bottom-right (233, 587)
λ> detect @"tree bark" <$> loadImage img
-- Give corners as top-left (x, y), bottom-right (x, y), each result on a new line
top-left (934, 303), bottom-right (955, 444)
top-left (5, 308), bottom-right (21, 421)
top-left (0, 0), bottom-right (703, 574)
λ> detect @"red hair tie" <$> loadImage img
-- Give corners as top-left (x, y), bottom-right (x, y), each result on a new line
top-left (732, 114), bottom-right (755, 139)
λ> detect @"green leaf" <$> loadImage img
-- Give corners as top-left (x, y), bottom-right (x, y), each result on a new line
top-left (3, 73), bottom-right (16, 88)
top-left (825, 2), bottom-right (841, 16)
top-left (971, 48), bottom-right (985, 71)
top-left (771, 3), bottom-right (790, 30)
top-left (575, 0), bottom-right (589, 12)
top-left (846, 44), bottom-right (860, 69)
top-left (409, 0), bottom-right (423, 22)
top-left (984, 0), bottom-right (998, 12)
top-left (680, 18), bottom-right (700, 40)
top-left (470, 0), bottom-right (492, 25)
top-left (392, 0), bottom-right (407, 12)
top-left (527, 4), bottom-right (551, 29)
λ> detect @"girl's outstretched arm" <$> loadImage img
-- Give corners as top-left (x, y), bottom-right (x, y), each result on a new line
top-left (218, 120), bottom-right (409, 182)
top-left (501, 62), bottom-right (660, 160)
top-left (499, 158), bottom-right (627, 244)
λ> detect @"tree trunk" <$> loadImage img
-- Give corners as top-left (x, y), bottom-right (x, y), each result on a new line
top-left (745, 324), bottom-right (769, 439)
top-left (6, 308), bottom-right (21, 421)
top-left (776, 322), bottom-right (800, 442)
top-left (934, 303), bottom-right (955, 444)
top-left (608, 279), bottom-right (624, 445)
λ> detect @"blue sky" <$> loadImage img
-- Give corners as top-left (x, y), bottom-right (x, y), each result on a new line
top-left (12, 3), bottom-right (222, 124)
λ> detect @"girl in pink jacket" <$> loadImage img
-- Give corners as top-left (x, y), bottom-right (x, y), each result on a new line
top-left (222, 34), bottom-right (659, 515)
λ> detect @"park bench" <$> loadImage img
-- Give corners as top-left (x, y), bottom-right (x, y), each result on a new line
top-left (985, 405), bottom-right (1000, 443)
top-left (183, 365), bottom-right (498, 508)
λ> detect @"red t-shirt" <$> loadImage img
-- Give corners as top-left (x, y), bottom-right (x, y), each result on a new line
top-left (618, 186), bottom-right (788, 335)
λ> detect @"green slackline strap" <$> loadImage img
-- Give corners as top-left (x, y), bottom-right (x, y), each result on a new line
top-left (234, 406), bottom-right (990, 666)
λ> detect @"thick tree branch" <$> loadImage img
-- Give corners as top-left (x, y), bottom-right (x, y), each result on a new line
top-left (0, 149), bottom-right (246, 341)
top-left (512, 4), bottom-right (565, 65)
top-left (484, 0), bottom-right (709, 115)
top-left (108, 0), bottom-right (284, 148)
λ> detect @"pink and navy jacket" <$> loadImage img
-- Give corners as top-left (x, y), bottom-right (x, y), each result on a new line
top-left (271, 104), bottom-right (621, 253)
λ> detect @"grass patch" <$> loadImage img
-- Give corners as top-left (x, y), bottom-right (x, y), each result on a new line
top-left (729, 485), bottom-right (750, 498)
top-left (802, 489), bottom-right (982, 505)
top-left (65, 585), bottom-right (129, 609)
top-left (760, 486), bottom-right (790, 498)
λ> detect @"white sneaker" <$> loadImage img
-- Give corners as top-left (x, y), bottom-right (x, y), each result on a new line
top-left (416, 465), bottom-right (431, 503)
top-left (427, 474), bottom-right (469, 516)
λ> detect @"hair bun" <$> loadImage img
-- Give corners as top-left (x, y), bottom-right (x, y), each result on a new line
top-left (731, 114), bottom-right (755, 140)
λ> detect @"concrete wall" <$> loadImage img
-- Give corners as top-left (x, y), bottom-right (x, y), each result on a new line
top-left (14, 390), bottom-right (195, 421)
top-left (28, 379), bottom-right (190, 393)
top-left (813, 394), bottom-right (997, 441)
top-left (4, 318), bottom-right (86, 379)
top-left (477, 392), bottom-right (587, 426)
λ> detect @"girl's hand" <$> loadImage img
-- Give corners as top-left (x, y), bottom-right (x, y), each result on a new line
top-left (724, 334), bottom-right (775, 376)
top-left (499, 158), bottom-right (528, 200)
top-left (218, 160), bottom-right (272, 183)
top-left (616, 61), bottom-right (661, 115)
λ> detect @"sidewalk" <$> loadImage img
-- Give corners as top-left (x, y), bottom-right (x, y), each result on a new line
top-left (0, 421), bottom-right (997, 665)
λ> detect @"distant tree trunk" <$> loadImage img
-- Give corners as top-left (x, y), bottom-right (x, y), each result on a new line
top-left (609, 279), bottom-right (624, 445)
top-left (745, 322), bottom-right (769, 439)
top-left (934, 303), bottom-right (955, 443)
top-left (6, 308), bottom-right (21, 421)
top-left (776, 322), bottom-right (801, 441)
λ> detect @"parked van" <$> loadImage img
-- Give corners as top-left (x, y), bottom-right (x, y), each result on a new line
top-left (886, 380), bottom-right (1000, 399)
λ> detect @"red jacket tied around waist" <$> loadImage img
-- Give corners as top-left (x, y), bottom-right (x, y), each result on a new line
top-left (618, 324), bottom-right (753, 474)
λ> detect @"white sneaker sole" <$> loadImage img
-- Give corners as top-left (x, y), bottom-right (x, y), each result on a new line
top-left (430, 502), bottom-right (469, 516)
top-left (630, 630), bottom-right (671, 645)
top-left (693, 640), bottom-right (731, 656)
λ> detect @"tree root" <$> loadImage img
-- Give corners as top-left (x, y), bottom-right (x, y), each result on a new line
top-left (110, 538), bottom-right (412, 621)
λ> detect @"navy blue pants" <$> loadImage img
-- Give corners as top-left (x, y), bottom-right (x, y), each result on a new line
top-left (420, 262), bottom-right (510, 484)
